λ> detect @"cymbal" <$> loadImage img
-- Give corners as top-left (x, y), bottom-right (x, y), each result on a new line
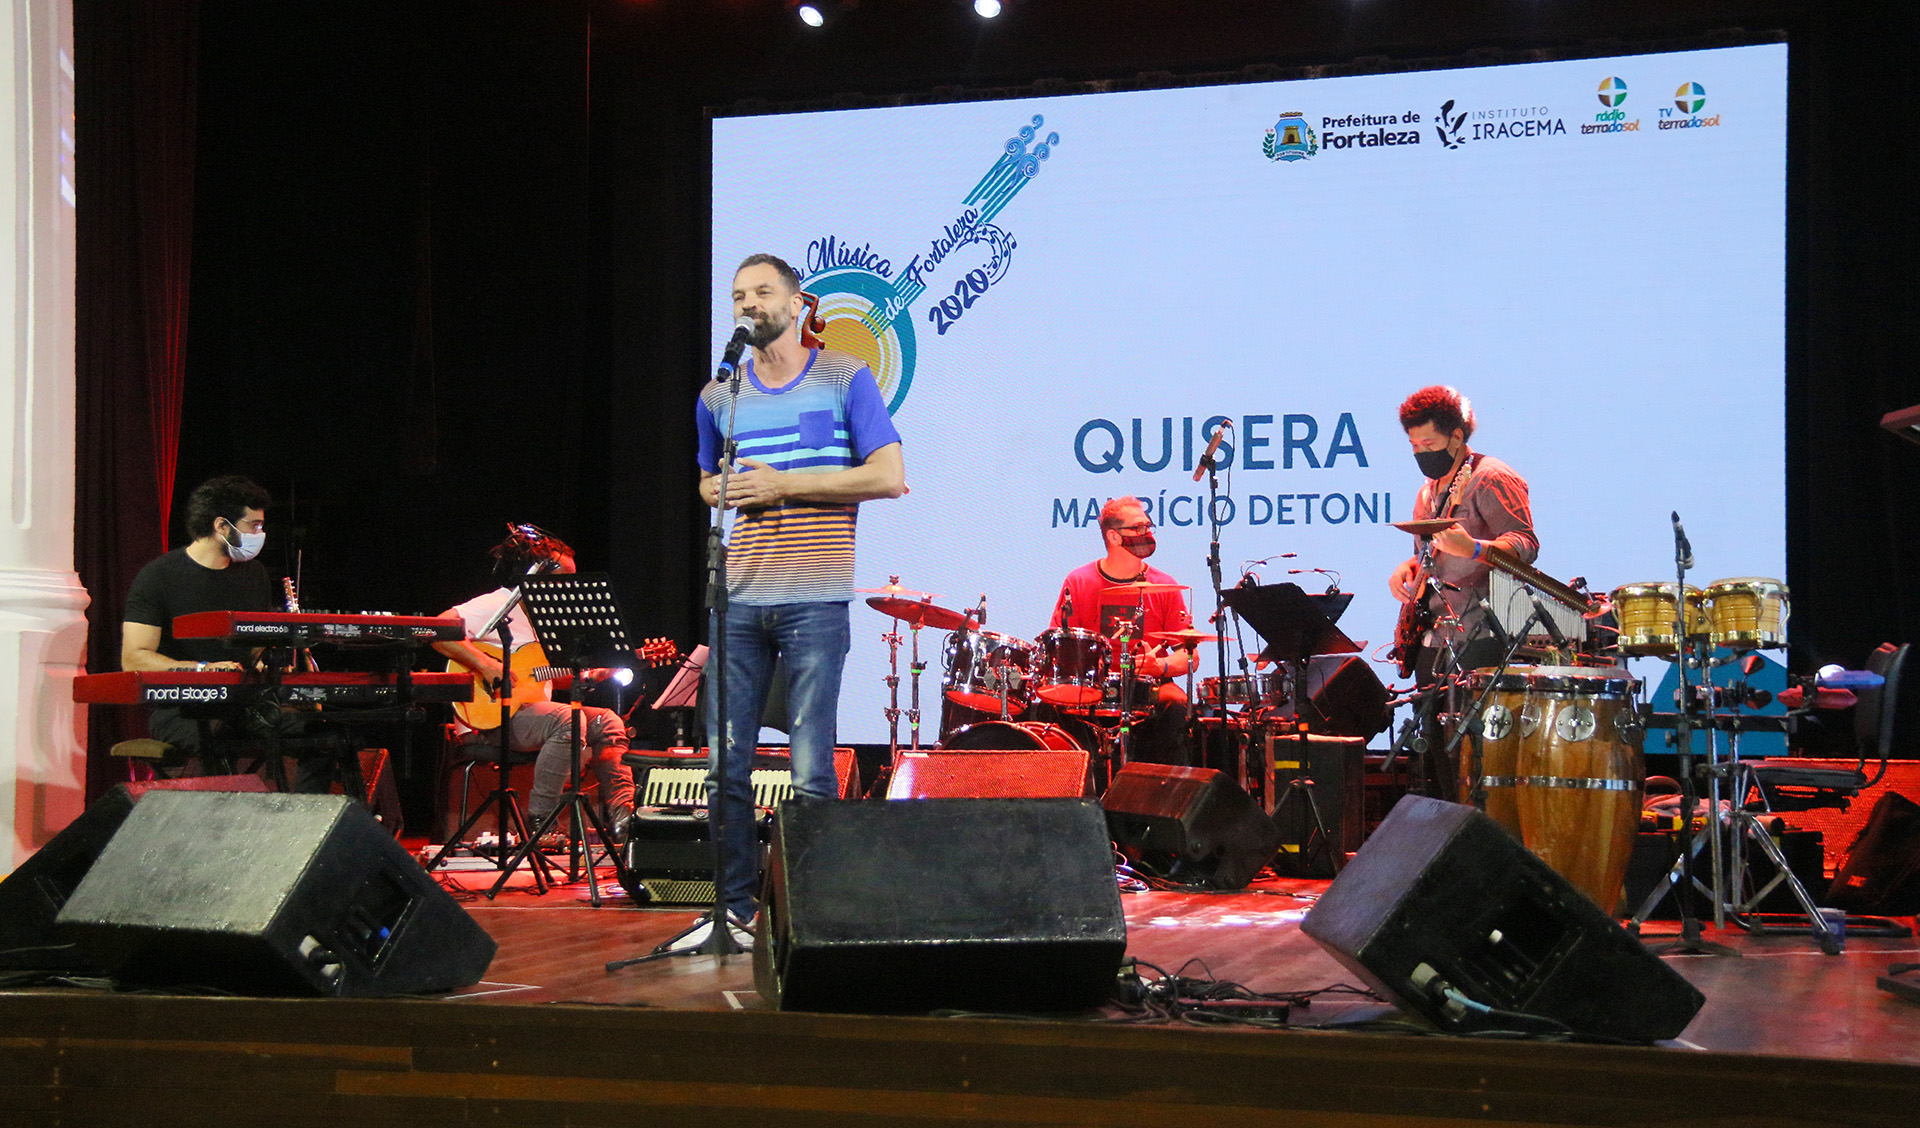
top-left (856, 583), bottom-right (936, 599)
top-left (1149, 628), bottom-right (1221, 646)
top-left (864, 595), bottom-right (971, 631)
top-left (1392, 518), bottom-right (1459, 536)
top-left (1100, 582), bottom-right (1189, 595)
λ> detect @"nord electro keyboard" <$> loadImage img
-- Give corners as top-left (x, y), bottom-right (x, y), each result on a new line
top-left (172, 610), bottom-right (464, 645)
top-left (73, 670), bottom-right (472, 707)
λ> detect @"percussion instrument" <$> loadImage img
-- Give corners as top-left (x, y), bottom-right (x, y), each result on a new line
top-left (940, 720), bottom-right (1084, 751)
top-left (1508, 666), bottom-right (1644, 912)
top-left (941, 629), bottom-right (1033, 712)
top-left (1459, 666), bottom-right (1537, 838)
top-left (1034, 627), bottom-right (1110, 705)
top-left (864, 591), bottom-right (971, 631)
top-left (1702, 577), bottom-right (1789, 650)
top-left (1610, 581), bottom-right (1707, 656)
top-left (1198, 672), bottom-right (1282, 711)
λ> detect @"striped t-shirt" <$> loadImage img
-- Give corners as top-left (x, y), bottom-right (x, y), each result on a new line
top-left (696, 349), bottom-right (901, 606)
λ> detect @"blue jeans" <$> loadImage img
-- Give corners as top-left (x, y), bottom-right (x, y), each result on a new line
top-left (706, 600), bottom-right (850, 917)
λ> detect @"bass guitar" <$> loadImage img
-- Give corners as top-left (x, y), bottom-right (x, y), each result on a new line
top-left (452, 636), bottom-right (678, 730)
top-left (1389, 449), bottom-right (1477, 678)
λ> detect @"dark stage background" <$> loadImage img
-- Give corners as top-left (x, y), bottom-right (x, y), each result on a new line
top-left (73, 1), bottom-right (1920, 815)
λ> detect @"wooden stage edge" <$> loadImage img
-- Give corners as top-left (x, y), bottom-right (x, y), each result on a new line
top-left (6, 868), bottom-right (1920, 1127)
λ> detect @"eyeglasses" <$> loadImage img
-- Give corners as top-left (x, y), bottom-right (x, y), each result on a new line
top-left (1116, 521), bottom-right (1154, 534)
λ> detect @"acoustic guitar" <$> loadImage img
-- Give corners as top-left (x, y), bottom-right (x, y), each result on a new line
top-left (452, 636), bottom-right (678, 730)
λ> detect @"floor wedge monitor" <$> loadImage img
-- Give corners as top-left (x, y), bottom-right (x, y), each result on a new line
top-left (755, 797), bottom-right (1126, 1013)
top-left (56, 791), bottom-right (495, 996)
top-left (1302, 795), bottom-right (1704, 1042)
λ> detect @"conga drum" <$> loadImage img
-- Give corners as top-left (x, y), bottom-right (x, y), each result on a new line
top-left (1457, 666), bottom-right (1539, 838)
top-left (1513, 667), bottom-right (1643, 913)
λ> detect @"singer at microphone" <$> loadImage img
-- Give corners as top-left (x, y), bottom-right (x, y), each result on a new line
top-left (694, 251), bottom-right (908, 926)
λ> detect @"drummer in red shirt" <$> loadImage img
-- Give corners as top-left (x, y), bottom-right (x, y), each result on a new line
top-left (1037, 496), bottom-right (1195, 763)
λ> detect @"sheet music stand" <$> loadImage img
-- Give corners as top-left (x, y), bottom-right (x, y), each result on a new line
top-left (485, 571), bottom-right (636, 906)
top-left (1222, 582), bottom-right (1361, 874)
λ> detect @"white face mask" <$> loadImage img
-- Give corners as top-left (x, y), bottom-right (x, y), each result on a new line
top-left (224, 525), bottom-right (266, 562)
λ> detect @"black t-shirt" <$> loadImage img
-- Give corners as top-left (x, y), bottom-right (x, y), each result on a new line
top-left (123, 548), bottom-right (274, 666)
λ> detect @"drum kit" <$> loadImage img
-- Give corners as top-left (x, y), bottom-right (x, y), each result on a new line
top-left (858, 578), bottom-right (1217, 786)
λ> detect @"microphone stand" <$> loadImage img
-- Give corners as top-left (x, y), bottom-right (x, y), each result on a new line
top-left (1648, 513), bottom-right (1737, 957)
top-left (613, 339), bottom-right (752, 967)
top-left (1198, 445), bottom-right (1236, 787)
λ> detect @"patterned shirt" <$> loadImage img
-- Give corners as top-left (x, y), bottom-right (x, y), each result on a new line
top-left (696, 349), bottom-right (901, 606)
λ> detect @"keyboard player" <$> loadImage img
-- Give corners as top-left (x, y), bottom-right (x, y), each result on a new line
top-left (119, 474), bottom-right (321, 789)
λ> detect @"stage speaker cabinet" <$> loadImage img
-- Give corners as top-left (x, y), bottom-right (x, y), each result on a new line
top-left (886, 749), bottom-right (1091, 799)
top-left (754, 797), bottom-right (1126, 1013)
top-left (1102, 763), bottom-right (1280, 890)
top-left (0, 774), bottom-right (270, 972)
top-left (1302, 795), bottom-right (1705, 1042)
top-left (1264, 733), bottom-right (1366, 877)
top-left (1272, 654), bottom-right (1392, 739)
top-left (55, 791), bottom-right (496, 996)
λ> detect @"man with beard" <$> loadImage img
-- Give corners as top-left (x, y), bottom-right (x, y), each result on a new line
top-left (1386, 385), bottom-right (1537, 795)
top-left (1038, 495), bottom-right (1195, 766)
top-left (696, 252), bottom-right (905, 931)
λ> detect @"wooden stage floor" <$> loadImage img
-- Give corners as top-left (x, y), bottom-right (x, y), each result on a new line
top-left (8, 851), bottom-right (1920, 1126)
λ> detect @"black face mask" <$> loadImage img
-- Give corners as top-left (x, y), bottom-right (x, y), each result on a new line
top-left (1119, 531), bottom-right (1156, 559)
top-left (1414, 448), bottom-right (1457, 480)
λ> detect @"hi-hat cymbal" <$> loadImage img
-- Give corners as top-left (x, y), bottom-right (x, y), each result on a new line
top-left (1391, 518), bottom-right (1459, 536)
top-left (1100, 582), bottom-right (1189, 595)
top-left (864, 595), bottom-right (971, 631)
top-left (1149, 628), bottom-right (1221, 646)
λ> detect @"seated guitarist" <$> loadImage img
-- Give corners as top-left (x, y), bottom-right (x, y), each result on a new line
top-left (433, 525), bottom-right (635, 840)
top-left (1386, 387), bottom-right (1537, 795)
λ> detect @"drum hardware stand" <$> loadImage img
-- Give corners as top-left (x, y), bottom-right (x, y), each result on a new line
top-left (1112, 618), bottom-right (1139, 770)
top-left (1642, 511), bottom-right (1739, 958)
top-left (880, 620), bottom-right (904, 760)
top-left (1269, 716), bottom-right (1342, 875)
top-left (487, 572), bottom-right (636, 907)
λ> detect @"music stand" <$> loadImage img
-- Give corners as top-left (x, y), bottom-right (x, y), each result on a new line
top-left (1223, 582), bottom-right (1361, 873)
top-left (485, 571), bottom-right (636, 907)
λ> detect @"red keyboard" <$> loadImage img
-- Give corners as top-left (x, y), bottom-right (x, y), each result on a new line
top-left (172, 610), bottom-right (464, 645)
top-left (73, 670), bottom-right (472, 706)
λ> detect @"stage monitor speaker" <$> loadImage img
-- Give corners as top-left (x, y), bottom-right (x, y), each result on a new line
top-left (1273, 654), bottom-right (1392, 738)
top-left (1102, 763), bottom-right (1280, 890)
top-left (56, 792), bottom-right (495, 996)
top-left (1264, 733), bottom-right (1366, 877)
top-left (1302, 795), bottom-right (1704, 1042)
top-left (755, 797), bottom-right (1126, 1013)
top-left (886, 749), bottom-right (1091, 798)
top-left (0, 774), bottom-right (269, 972)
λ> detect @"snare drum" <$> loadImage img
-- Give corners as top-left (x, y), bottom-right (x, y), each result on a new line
top-left (1034, 628), bottom-right (1110, 706)
top-left (1511, 666), bottom-right (1644, 913)
top-left (1610, 582), bottom-right (1708, 656)
top-left (942, 630), bottom-right (1033, 712)
top-left (1704, 577), bottom-right (1789, 650)
top-left (1199, 671), bottom-right (1284, 710)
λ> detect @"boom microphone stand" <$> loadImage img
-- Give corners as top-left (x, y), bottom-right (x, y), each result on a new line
top-left (1196, 429), bottom-right (1236, 783)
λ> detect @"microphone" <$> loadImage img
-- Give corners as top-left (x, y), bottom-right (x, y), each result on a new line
top-left (1670, 510), bottom-right (1694, 572)
top-left (718, 314), bottom-right (755, 376)
top-left (1525, 584), bottom-right (1570, 650)
top-left (1059, 589), bottom-right (1074, 629)
top-left (1192, 420), bottom-right (1232, 482)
